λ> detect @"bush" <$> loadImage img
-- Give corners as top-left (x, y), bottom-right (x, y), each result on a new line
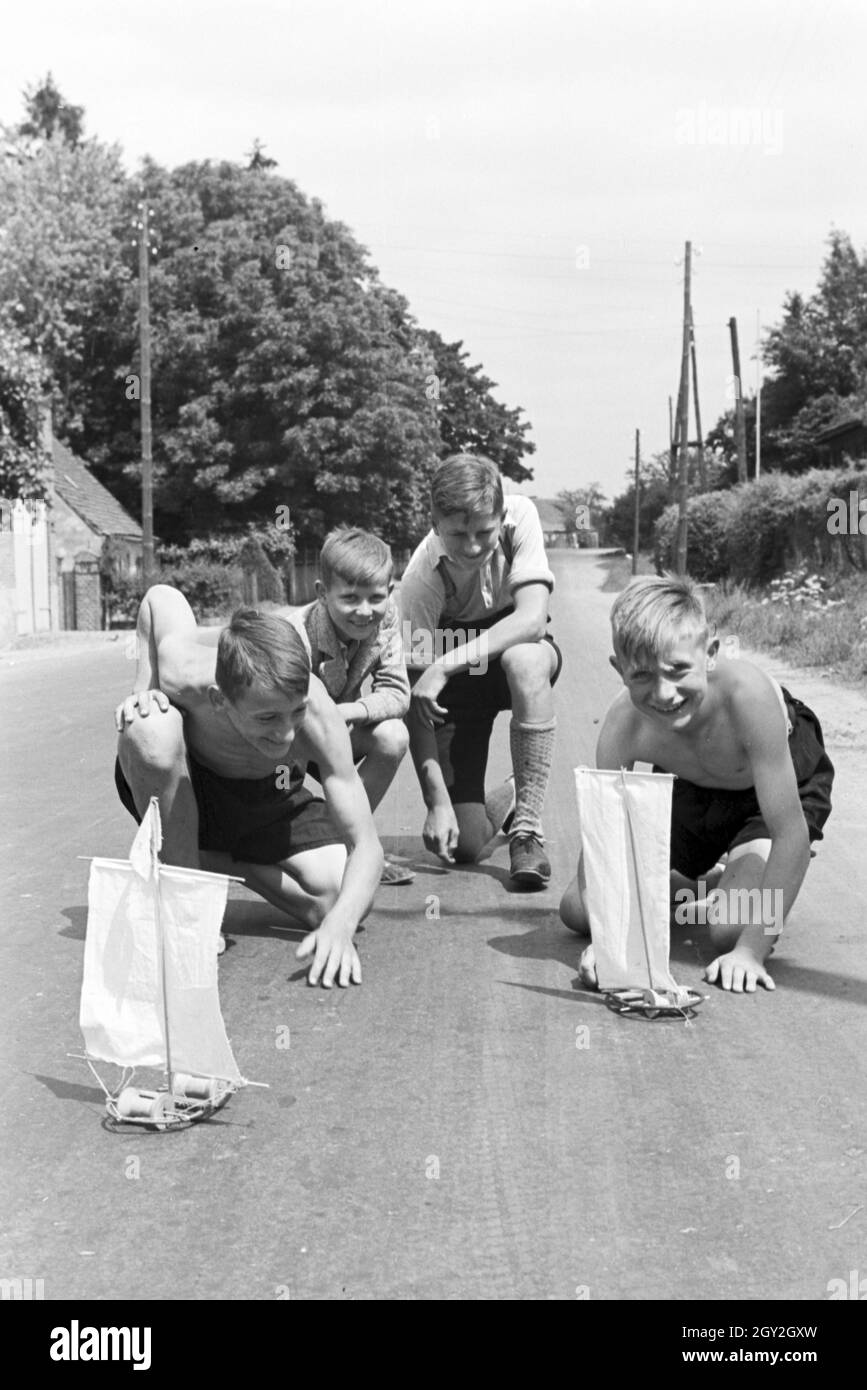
top-left (654, 464), bottom-right (867, 587)
top-left (724, 474), bottom-right (809, 585)
top-left (653, 491), bottom-right (735, 581)
top-left (236, 537), bottom-right (285, 604)
top-left (104, 559), bottom-right (245, 625)
top-left (157, 558), bottom-right (245, 616)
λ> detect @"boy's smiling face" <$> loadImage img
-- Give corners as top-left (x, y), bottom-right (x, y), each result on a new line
top-left (433, 507), bottom-right (504, 569)
top-left (212, 684), bottom-right (309, 758)
top-left (612, 629), bottom-right (720, 732)
top-left (318, 571), bottom-right (392, 643)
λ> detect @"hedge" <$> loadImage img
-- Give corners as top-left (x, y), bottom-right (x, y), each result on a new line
top-left (653, 463), bottom-right (867, 585)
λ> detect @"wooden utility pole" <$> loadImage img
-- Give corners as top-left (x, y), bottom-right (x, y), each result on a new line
top-left (632, 428), bottom-right (640, 574)
top-left (137, 195), bottom-right (156, 587)
top-left (689, 306), bottom-right (706, 489)
top-left (728, 316), bottom-right (748, 482)
top-left (674, 241), bottom-right (692, 574)
top-left (755, 309), bottom-right (762, 480)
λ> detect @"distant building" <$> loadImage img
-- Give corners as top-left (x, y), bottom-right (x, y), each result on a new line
top-left (52, 435), bottom-right (143, 628)
top-left (815, 415), bottom-right (867, 469)
top-left (0, 408), bottom-right (142, 643)
top-left (530, 498), bottom-right (575, 548)
top-left (526, 497), bottom-right (601, 548)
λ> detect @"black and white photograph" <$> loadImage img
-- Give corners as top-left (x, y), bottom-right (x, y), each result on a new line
top-left (1, 0), bottom-right (865, 1334)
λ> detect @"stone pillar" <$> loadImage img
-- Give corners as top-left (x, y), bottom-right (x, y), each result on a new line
top-left (73, 551), bottom-right (102, 630)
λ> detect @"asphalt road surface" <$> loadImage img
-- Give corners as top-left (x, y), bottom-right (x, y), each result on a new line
top-left (2, 550), bottom-right (865, 1301)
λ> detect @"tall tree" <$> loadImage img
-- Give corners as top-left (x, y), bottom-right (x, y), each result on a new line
top-left (556, 484), bottom-right (606, 533)
top-left (17, 73), bottom-right (85, 148)
top-left (708, 229), bottom-right (867, 475)
top-left (0, 317), bottom-right (48, 499)
top-left (1, 85), bottom-right (539, 548)
top-left (417, 329), bottom-right (535, 481)
top-left (246, 138), bottom-right (278, 171)
top-left (0, 111), bottom-right (130, 450)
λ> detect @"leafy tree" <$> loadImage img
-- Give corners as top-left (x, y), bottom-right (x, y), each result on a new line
top-left (17, 73), bottom-right (85, 148)
top-left (246, 139), bottom-right (278, 172)
top-left (0, 114), bottom-right (130, 450)
top-left (1, 84), bottom-right (538, 550)
top-left (555, 484), bottom-right (606, 533)
top-left (417, 329), bottom-right (535, 481)
top-left (0, 317), bottom-right (48, 498)
top-left (604, 452), bottom-right (674, 551)
top-left (707, 229), bottom-right (867, 474)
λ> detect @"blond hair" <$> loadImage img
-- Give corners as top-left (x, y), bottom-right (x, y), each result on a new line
top-left (610, 573), bottom-right (709, 665)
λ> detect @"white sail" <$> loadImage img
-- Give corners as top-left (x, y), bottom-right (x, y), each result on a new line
top-left (79, 802), bottom-right (242, 1085)
top-left (574, 767), bottom-right (680, 993)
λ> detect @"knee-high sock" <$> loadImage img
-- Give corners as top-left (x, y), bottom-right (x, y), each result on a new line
top-left (509, 716), bottom-right (556, 840)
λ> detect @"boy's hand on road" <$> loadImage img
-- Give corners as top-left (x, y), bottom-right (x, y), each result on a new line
top-left (704, 947), bottom-right (775, 993)
top-left (423, 804), bottom-right (459, 862)
top-left (412, 667), bottom-right (449, 728)
top-left (297, 919), bottom-right (362, 988)
top-left (115, 689), bottom-right (170, 731)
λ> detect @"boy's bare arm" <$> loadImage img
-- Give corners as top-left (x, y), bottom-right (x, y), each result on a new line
top-left (731, 689), bottom-right (811, 950)
top-left (301, 680), bottom-right (384, 930)
top-left (405, 700), bottom-right (459, 859)
top-left (117, 585), bottom-right (209, 727)
top-left (595, 694), bottom-right (638, 771)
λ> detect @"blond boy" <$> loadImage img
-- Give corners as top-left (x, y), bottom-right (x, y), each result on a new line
top-left (560, 574), bottom-right (834, 993)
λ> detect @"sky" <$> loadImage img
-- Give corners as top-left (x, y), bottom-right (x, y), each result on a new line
top-left (3, 0), bottom-right (866, 505)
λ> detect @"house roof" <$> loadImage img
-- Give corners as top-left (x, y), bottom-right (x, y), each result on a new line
top-left (52, 439), bottom-right (142, 539)
top-left (815, 416), bottom-right (867, 443)
top-left (531, 497), bottom-right (571, 531)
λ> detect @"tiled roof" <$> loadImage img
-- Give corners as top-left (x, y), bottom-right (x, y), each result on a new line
top-left (531, 497), bottom-right (571, 531)
top-left (52, 439), bottom-right (142, 539)
top-left (815, 416), bottom-right (867, 443)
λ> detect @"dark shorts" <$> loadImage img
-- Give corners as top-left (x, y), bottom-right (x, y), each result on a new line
top-left (409, 608), bottom-right (563, 806)
top-left (114, 749), bottom-right (342, 866)
top-left (657, 687), bottom-right (834, 881)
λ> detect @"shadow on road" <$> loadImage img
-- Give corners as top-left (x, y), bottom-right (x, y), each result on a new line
top-left (487, 920), bottom-right (587, 971)
top-left (489, 920), bottom-right (867, 1007)
top-left (497, 979), bottom-right (610, 1008)
top-left (33, 1073), bottom-right (104, 1104)
top-left (58, 905), bottom-right (87, 940)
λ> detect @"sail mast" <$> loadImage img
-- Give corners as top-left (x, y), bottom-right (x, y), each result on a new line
top-left (150, 799), bottom-right (174, 1093)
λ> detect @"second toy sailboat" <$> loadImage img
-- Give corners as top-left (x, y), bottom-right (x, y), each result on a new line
top-left (78, 797), bottom-right (258, 1128)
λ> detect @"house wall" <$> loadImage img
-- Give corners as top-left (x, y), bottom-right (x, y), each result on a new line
top-left (0, 499), bottom-right (52, 641)
top-left (52, 496), bottom-right (102, 572)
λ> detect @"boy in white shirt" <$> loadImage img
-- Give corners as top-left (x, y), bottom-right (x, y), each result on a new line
top-left (399, 454), bottom-right (561, 886)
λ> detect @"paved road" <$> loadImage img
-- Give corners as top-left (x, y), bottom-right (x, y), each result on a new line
top-left (2, 550), bottom-right (865, 1301)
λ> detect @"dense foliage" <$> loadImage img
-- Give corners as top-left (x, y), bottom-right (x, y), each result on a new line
top-left (0, 78), bottom-right (537, 548)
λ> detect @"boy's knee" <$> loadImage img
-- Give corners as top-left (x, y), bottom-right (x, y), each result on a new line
top-left (304, 882), bottom-right (340, 926)
top-left (500, 642), bottom-right (550, 687)
top-left (454, 828), bottom-right (487, 863)
top-left (368, 718), bottom-right (410, 762)
top-left (559, 878), bottom-right (590, 936)
top-left (118, 704), bottom-right (186, 776)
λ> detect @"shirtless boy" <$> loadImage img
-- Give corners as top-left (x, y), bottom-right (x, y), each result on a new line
top-left (114, 584), bottom-right (383, 988)
top-left (559, 574), bottom-right (834, 993)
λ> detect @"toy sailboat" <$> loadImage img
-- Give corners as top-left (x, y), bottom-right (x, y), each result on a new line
top-left (77, 797), bottom-right (259, 1129)
top-left (574, 767), bottom-right (705, 1020)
